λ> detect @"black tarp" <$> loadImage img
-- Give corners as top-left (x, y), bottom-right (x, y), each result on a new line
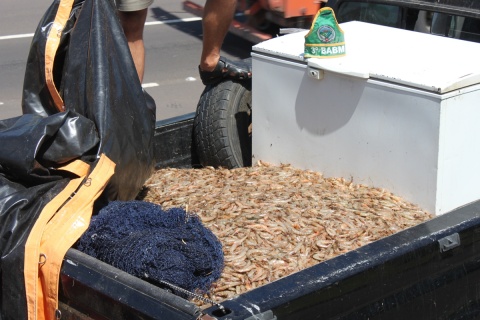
top-left (0, 112), bottom-right (100, 320)
top-left (22, 0), bottom-right (156, 203)
top-left (1, 0), bottom-right (156, 318)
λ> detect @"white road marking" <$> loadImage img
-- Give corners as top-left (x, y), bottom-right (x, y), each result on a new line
top-left (0, 33), bottom-right (34, 41)
top-left (144, 13), bottom-right (242, 26)
top-left (0, 17), bottom-right (203, 41)
top-left (145, 17), bottom-right (202, 26)
top-left (0, 13), bottom-right (244, 41)
top-left (142, 82), bottom-right (159, 88)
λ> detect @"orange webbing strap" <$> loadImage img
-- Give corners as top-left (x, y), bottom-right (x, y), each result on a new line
top-left (44, 0), bottom-right (75, 112)
top-left (24, 159), bottom-right (90, 320)
top-left (24, 155), bottom-right (115, 320)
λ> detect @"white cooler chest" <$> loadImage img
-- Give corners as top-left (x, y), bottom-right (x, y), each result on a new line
top-left (251, 21), bottom-right (480, 216)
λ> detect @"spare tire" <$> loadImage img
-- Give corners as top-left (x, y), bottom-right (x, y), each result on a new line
top-left (193, 79), bottom-right (252, 168)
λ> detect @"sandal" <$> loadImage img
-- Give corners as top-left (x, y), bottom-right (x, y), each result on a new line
top-left (198, 56), bottom-right (252, 85)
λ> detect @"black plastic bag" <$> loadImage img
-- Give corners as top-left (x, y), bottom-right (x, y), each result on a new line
top-left (1, 0), bottom-right (157, 317)
top-left (22, 0), bottom-right (156, 202)
top-left (0, 111), bottom-right (100, 320)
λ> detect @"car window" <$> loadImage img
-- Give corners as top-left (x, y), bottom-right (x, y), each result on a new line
top-left (335, 2), bottom-right (401, 27)
top-left (428, 12), bottom-right (480, 42)
top-left (333, 1), bottom-right (480, 43)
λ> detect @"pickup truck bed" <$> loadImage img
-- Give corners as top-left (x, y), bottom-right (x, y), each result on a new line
top-left (58, 1), bottom-right (480, 318)
top-left (58, 114), bottom-right (480, 320)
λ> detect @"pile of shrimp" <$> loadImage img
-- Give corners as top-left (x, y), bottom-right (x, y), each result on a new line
top-left (141, 161), bottom-right (432, 307)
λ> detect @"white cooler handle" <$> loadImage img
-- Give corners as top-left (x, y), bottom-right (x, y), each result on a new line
top-left (307, 57), bottom-right (370, 79)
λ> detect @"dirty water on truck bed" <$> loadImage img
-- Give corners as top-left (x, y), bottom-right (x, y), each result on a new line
top-left (141, 161), bottom-right (433, 308)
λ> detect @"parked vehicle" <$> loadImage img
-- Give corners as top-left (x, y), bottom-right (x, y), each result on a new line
top-left (57, 1), bottom-right (480, 319)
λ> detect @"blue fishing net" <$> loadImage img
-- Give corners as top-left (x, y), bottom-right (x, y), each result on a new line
top-left (76, 200), bottom-right (224, 294)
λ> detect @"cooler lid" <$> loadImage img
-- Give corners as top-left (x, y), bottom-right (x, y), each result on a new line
top-left (252, 21), bottom-right (480, 93)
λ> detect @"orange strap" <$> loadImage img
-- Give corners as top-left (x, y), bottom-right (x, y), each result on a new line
top-left (24, 160), bottom-right (90, 320)
top-left (24, 155), bottom-right (115, 320)
top-left (44, 0), bottom-right (75, 112)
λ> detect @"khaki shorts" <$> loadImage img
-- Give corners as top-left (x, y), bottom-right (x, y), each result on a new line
top-left (115, 0), bottom-right (153, 12)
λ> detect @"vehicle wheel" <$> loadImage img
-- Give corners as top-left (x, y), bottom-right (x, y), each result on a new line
top-left (193, 80), bottom-right (252, 169)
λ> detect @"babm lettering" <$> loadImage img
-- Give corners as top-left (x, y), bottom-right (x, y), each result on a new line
top-left (307, 45), bottom-right (345, 55)
top-left (321, 45), bottom-right (345, 55)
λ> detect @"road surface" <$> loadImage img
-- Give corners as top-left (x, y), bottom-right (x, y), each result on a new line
top-left (0, 0), bottom-right (254, 121)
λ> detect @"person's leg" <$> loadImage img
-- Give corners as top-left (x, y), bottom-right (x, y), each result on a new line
top-left (199, 0), bottom-right (237, 72)
top-left (198, 0), bottom-right (252, 85)
top-left (118, 8), bottom-right (148, 82)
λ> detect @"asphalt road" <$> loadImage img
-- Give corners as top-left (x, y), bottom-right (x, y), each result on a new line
top-left (0, 0), bottom-right (254, 121)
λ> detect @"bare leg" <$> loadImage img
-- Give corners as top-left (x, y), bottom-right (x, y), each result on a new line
top-left (199, 0), bottom-right (237, 72)
top-left (118, 9), bottom-right (148, 82)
